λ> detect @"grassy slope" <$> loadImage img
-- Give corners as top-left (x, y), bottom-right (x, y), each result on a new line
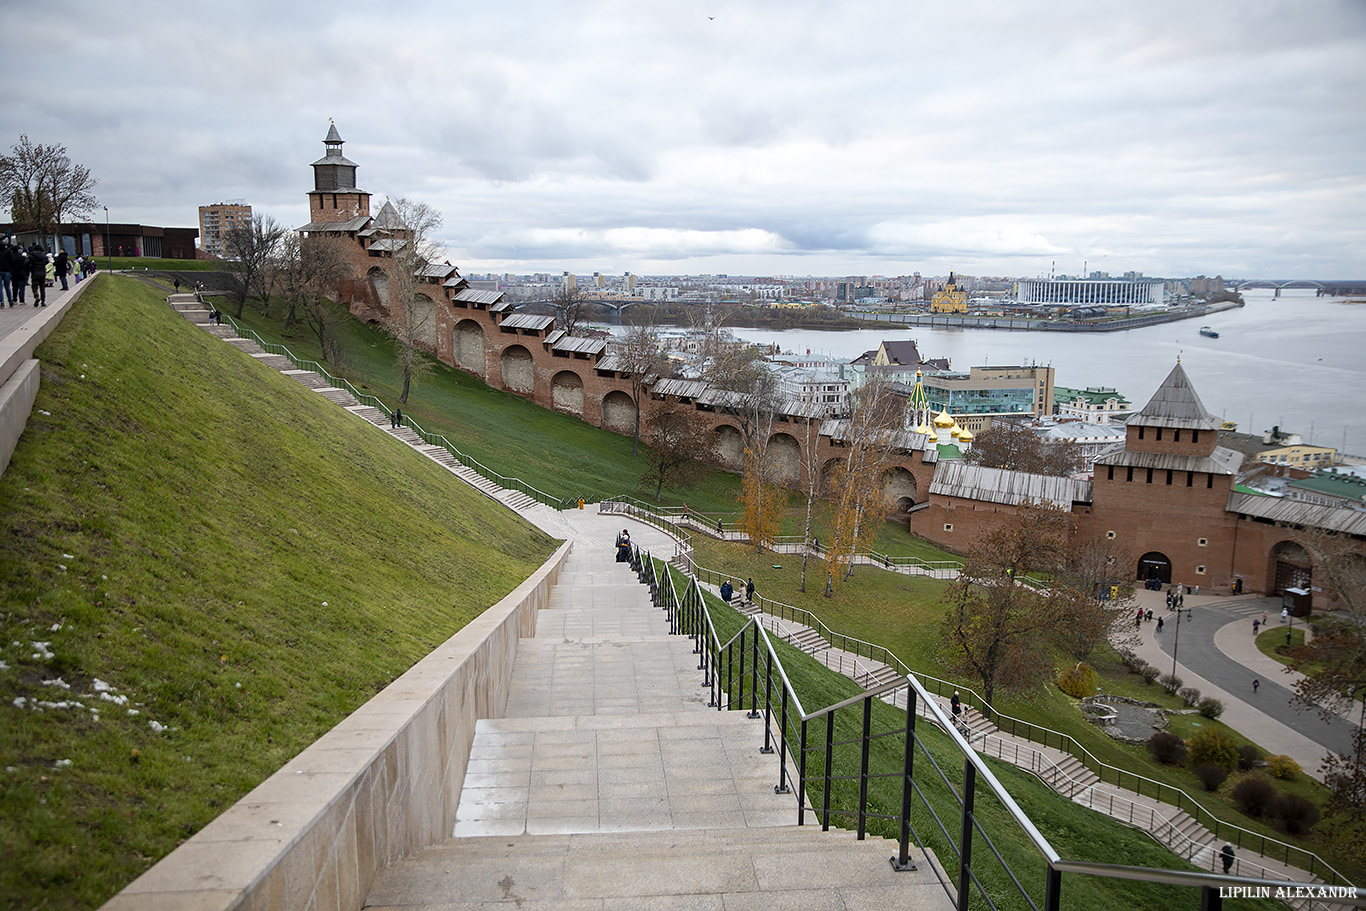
top-left (0, 276), bottom-right (557, 911)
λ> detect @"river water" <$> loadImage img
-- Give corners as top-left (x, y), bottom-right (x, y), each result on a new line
top-left (725, 289), bottom-right (1366, 456)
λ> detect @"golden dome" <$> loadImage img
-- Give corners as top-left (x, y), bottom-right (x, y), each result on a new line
top-left (959, 428), bottom-right (975, 441)
top-left (933, 410), bottom-right (955, 428)
top-left (950, 426), bottom-right (963, 437)
top-left (915, 423), bottom-right (931, 435)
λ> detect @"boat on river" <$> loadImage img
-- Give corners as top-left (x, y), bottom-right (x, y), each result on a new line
top-left (1199, 326), bottom-right (1219, 338)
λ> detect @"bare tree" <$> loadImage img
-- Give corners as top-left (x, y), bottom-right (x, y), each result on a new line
top-left (377, 198), bottom-right (444, 404)
top-left (640, 401), bottom-right (715, 501)
top-left (965, 421), bottom-right (1084, 475)
top-left (823, 377), bottom-right (902, 593)
top-left (797, 415), bottom-right (826, 593)
top-left (940, 503), bottom-right (1078, 715)
top-left (553, 283), bottom-right (589, 335)
top-left (719, 364), bottom-right (784, 554)
top-left (224, 213), bottom-right (286, 318)
top-left (615, 320), bottom-right (668, 456)
top-left (274, 233), bottom-right (354, 360)
top-left (1053, 535), bottom-right (1137, 660)
top-left (0, 134), bottom-right (99, 250)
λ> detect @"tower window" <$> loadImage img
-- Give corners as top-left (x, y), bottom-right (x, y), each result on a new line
top-left (1166, 470), bottom-right (1173, 485)
top-left (1196, 565), bottom-right (1207, 575)
top-left (1206, 473), bottom-right (1213, 489)
top-left (1146, 468), bottom-right (1153, 484)
top-left (1187, 471), bottom-right (1194, 487)
top-left (1126, 466), bottom-right (1134, 482)
top-left (1138, 426), bottom-right (1145, 440)
top-left (1106, 530), bottom-right (1116, 540)
top-left (1156, 428), bottom-right (1163, 441)
top-left (1174, 429), bottom-right (1181, 442)
top-left (1192, 430), bottom-right (1200, 444)
top-left (1107, 465), bottom-right (1114, 481)
top-left (943, 524), bottom-right (953, 532)
top-left (1198, 538), bottom-right (1208, 547)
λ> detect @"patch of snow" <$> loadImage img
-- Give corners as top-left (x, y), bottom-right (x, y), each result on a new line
top-left (127, 709), bottom-right (139, 715)
top-left (41, 678), bottom-right (70, 690)
top-left (30, 642), bottom-right (54, 660)
top-left (50, 623), bottom-right (63, 631)
top-left (92, 678), bottom-right (113, 692)
top-left (53, 759), bottom-right (72, 769)
top-left (12, 697), bottom-right (27, 708)
top-left (99, 692), bottom-right (128, 706)
top-left (149, 720), bottom-right (166, 733)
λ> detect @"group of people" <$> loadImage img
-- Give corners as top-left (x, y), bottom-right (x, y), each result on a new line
top-left (719, 578), bottom-right (755, 605)
top-left (0, 237), bottom-right (97, 308)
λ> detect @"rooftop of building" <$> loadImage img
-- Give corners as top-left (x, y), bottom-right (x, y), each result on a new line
top-left (1054, 385), bottom-right (1131, 406)
top-left (1286, 471), bottom-right (1366, 503)
top-left (1124, 361), bottom-right (1221, 431)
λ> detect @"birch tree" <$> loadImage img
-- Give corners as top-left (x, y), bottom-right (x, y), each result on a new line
top-left (823, 378), bottom-right (902, 594)
top-left (380, 199), bottom-right (444, 404)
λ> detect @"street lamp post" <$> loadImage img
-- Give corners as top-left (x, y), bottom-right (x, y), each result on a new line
top-left (1171, 607), bottom-right (1182, 681)
top-left (103, 206), bottom-right (111, 273)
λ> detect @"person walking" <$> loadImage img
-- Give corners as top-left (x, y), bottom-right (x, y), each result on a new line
top-left (745, 578), bottom-right (755, 604)
top-left (29, 245), bottom-right (47, 306)
top-left (0, 241), bottom-right (13, 305)
top-left (9, 244), bottom-right (27, 306)
top-left (1252, 678), bottom-right (1260, 694)
top-left (1262, 611), bottom-right (1268, 627)
top-left (54, 250), bottom-right (69, 291)
top-left (1221, 844), bottom-right (1235, 875)
top-left (1253, 618), bottom-right (1260, 635)
top-left (720, 580), bottom-right (733, 603)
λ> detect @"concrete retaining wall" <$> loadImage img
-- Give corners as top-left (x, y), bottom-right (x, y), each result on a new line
top-left (0, 274), bottom-right (96, 477)
top-left (101, 539), bottom-right (573, 911)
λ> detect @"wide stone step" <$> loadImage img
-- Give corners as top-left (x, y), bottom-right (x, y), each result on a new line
top-left (366, 826), bottom-right (945, 910)
top-left (283, 369), bottom-right (329, 389)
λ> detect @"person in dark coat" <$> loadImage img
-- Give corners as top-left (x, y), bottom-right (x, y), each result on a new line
top-left (1220, 843), bottom-right (1235, 874)
top-left (745, 578), bottom-right (755, 604)
top-left (54, 250), bottom-right (69, 291)
top-left (720, 580), bottom-right (733, 603)
top-left (0, 242), bottom-right (13, 305)
top-left (29, 245), bottom-right (47, 306)
top-left (9, 245), bottom-right (27, 305)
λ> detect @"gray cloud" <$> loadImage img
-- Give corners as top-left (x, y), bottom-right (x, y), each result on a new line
top-left (4, 0), bottom-right (1362, 277)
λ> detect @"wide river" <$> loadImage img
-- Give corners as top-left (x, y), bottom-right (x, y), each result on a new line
top-left (723, 289), bottom-right (1366, 456)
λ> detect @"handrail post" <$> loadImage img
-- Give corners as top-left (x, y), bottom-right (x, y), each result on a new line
top-left (892, 682), bottom-right (917, 871)
top-left (822, 710), bottom-right (834, 830)
top-left (857, 694), bottom-right (873, 840)
top-left (748, 627), bottom-right (761, 718)
top-left (1199, 885), bottom-right (1222, 911)
top-left (1044, 864), bottom-right (1062, 911)
top-left (761, 658), bottom-right (775, 754)
top-left (957, 762), bottom-right (976, 911)
top-left (775, 686), bottom-right (791, 794)
top-left (797, 718), bottom-right (808, 825)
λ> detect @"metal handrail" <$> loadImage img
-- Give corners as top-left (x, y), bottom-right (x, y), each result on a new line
top-left (643, 550), bottom-right (1361, 909)
top-left (675, 549), bottom-right (1355, 891)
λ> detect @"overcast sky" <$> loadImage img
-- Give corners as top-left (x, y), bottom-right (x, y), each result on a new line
top-left (6, 0), bottom-right (1364, 279)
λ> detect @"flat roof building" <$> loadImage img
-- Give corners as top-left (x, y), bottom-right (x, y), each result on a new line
top-left (198, 203), bottom-right (252, 260)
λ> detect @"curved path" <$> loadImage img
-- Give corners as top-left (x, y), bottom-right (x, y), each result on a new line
top-left (1129, 588), bottom-right (1360, 778)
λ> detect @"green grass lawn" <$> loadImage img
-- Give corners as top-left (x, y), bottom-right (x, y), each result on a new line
top-left (0, 276), bottom-right (557, 911)
top-left (100, 256), bottom-right (222, 272)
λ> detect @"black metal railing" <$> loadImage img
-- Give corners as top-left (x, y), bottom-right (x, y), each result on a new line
top-left (634, 547), bottom-right (1364, 911)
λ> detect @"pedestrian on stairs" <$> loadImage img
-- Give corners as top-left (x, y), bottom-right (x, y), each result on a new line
top-left (745, 578), bottom-right (755, 604)
top-left (394, 407), bottom-right (402, 428)
top-left (1220, 844), bottom-right (1235, 874)
top-left (174, 277), bottom-right (181, 294)
top-left (720, 580), bottom-right (733, 603)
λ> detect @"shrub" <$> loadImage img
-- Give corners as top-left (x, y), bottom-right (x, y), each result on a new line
top-left (1177, 686), bottom-right (1201, 707)
top-left (1158, 673), bottom-right (1184, 694)
top-left (1142, 666), bottom-right (1161, 685)
top-left (1194, 762), bottom-right (1230, 791)
top-left (1267, 754), bottom-right (1301, 780)
top-left (1232, 773), bottom-right (1277, 816)
top-left (1237, 744), bottom-right (1262, 772)
top-left (1269, 793), bottom-right (1320, 835)
top-left (1057, 663), bottom-right (1097, 699)
top-left (1117, 648), bottom-right (1139, 671)
top-left (1197, 697), bottom-right (1225, 720)
top-left (1188, 727), bottom-right (1239, 773)
top-left (1148, 731), bottom-right (1188, 765)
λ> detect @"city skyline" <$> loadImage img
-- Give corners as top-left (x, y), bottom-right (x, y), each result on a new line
top-left (4, 0), bottom-right (1364, 278)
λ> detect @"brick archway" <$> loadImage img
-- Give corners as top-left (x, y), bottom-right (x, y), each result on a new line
top-left (883, 466), bottom-right (917, 510)
top-left (1138, 551), bottom-right (1172, 584)
top-left (551, 370), bottom-right (584, 417)
top-left (770, 432), bottom-right (800, 485)
top-left (367, 266), bottom-right (389, 310)
top-left (713, 425), bottom-right (743, 471)
top-left (500, 344), bottom-right (534, 394)
top-left (602, 390), bottom-right (636, 434)
top-left (453, 320), bottom-right (485, 376)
